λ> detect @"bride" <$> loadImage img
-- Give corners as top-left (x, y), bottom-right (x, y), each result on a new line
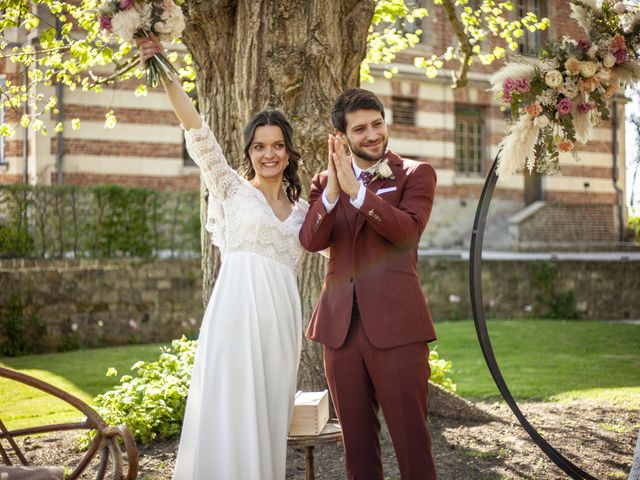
top-left (138, 35), bottom-right (309, 479)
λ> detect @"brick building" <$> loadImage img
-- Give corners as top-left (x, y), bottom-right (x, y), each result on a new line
top-left (0, 0), bottom-right (631, 250)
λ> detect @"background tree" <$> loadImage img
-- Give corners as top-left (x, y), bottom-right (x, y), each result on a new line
top-left (0, 0), bottom-right (547, 390)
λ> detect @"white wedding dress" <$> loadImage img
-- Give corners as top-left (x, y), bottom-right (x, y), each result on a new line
top-left (172, 119), bottom-right (308, 479)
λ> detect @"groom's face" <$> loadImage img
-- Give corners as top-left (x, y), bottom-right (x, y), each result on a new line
top-left (341, 109), bottom-right (388, 164)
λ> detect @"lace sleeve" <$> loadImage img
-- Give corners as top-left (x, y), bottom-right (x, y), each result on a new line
top-left (183, 119), bottom-right (244, 203)
top-left (184, 118), bottom-right (244, 248)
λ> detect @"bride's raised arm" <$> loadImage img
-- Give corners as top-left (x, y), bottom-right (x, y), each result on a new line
top-left (138, 34), bottom-right (243, 213)
top-left (138, 34), bottom-right (201, 130)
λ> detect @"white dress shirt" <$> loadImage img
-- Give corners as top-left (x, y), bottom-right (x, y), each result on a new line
top-left (321, 159), bottom-right (376, 212)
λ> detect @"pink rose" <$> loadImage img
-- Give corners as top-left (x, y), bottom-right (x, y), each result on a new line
top-left (100, 15), bottom-right (113, 31)
top-left (503, 77), bottom-right (517, 94)
top-left (614, 49), bottom-right (627, 64)
top-left (577, 103), bottom-right (594, 114)
top-left (119, 0), bottom-right (135, 9)
top-left (516, 78), bottom-right (531, 93)
top-left (556, 97), bottom-right (573, 115)
top-left (557, 139), bottom-right (575, 152)
top-left (578, 39), bottom-right (591, 51)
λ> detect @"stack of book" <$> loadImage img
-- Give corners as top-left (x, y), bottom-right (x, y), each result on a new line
top-left (288, 390), bottom-right (329, 436)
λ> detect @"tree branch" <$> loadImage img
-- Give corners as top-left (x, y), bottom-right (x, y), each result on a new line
top-left (440, 0), bottom-right (473, 88)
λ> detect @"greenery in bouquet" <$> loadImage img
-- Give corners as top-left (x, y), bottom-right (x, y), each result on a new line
top-left (490, 0), bottom-right (640, 177)
top-left (98, 0), bottom-right (185, 86)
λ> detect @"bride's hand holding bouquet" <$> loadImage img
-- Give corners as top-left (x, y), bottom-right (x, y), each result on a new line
top-left (98, 0), bottom-right (185, 86)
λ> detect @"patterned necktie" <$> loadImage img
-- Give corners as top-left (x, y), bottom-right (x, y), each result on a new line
top-left (360, 170), bottom-right (374, 187)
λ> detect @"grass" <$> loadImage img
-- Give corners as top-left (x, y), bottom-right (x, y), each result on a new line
top-left (432, 319), bottom-right (640, 406)
top-left (1, 319), bottom-right (639, 431)
top-left (0, 343), bottom-right (166, 430)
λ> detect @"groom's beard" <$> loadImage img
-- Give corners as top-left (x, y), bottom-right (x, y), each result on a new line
top-left (347, 137), bottom-right (388, 164)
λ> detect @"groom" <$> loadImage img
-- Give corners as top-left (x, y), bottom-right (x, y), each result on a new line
top-left (300, 88), bottom-right (438, 479)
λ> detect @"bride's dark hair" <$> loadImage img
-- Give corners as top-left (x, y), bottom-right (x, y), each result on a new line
top-left (241, 110), bottom-right (302, 203)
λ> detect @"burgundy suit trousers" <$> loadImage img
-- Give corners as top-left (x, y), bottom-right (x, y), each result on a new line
top-left (323, 306), bottom-right (438, 480)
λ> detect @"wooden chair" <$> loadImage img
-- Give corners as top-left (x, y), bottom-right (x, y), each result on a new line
top-left (0, 366), bottom-right (138, 480)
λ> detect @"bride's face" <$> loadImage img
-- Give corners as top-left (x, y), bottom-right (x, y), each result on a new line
top-left (248, 125), bottom-right (289, 181)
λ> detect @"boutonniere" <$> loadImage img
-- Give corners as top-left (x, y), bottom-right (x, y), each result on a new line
top-left (372, 159), bottom-right (395, 182)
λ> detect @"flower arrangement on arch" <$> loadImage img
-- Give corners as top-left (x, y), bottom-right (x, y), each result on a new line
top-left (98, 0), bottom-right (186, 87)
top-left (490, 0), bottom-right (640, 177)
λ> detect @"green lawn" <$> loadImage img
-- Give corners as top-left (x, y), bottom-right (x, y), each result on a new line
top-left (0, 343), bottom-right (167, 430)
top-left (432, 319), bottom-right (640, 406)
top-left (1, 319), bottom-right (639, 431)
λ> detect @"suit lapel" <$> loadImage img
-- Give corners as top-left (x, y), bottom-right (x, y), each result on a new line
top-left (352, 151), bottom-right (403, 240)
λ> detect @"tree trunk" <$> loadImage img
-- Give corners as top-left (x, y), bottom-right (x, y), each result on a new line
top-left (182, 0), bottom-right (374, 390)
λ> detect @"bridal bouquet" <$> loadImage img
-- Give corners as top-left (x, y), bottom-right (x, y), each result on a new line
top-left (490, 0), bottom-right (640, 177)
top-left (98, 0), bottom-right (186, 86)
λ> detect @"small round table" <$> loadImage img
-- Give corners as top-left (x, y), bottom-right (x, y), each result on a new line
top-left (287, 419), bottom-right (343, 480)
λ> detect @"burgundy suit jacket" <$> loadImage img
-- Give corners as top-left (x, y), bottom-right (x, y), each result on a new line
top-left (299, 150), bottom-right (437, 349)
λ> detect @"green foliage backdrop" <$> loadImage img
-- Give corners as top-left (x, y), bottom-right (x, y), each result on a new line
top-left (0, 184), bottom-right (200, 258)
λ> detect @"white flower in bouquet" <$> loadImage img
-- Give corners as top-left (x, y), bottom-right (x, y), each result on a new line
top-left (602, 53), bottom-right (617, 68)
top-left (533, 115), bottom-right (550, 128)
top-left (580, 61), bottom-right (597, 78)
top-left (596, 67), bottom-right (612, 83)
top-left (538, 89), bottom-right (558, 107)
top-left (613, 2), bottom-right (627, 14)
top-left (154, 1), bottom-right (185, 41)
top-left (111, 7), bottom-right (142, 41)
top-left (544, 70), bottom-right (563, 88)
top-left (559, 77), bottom-right (579, 99)
top-left (540, 58), bottom-right (560, 72)
top-left (587, 44), bottom-right (598, 59)
top-left (135, 2), bottom-right (153, 30)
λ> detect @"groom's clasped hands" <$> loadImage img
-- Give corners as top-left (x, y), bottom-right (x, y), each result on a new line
top-left (324, 134), bottom-right (360, 203)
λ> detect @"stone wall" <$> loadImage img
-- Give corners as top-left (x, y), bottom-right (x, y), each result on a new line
top-left (419, 256), bottom-right (640, 321)
top-left (1, 256), bottom-right (638, 355)
top-left (0, 258), bottom-right (203, 353)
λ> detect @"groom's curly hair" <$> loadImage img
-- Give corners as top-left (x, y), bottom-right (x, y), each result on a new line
top-left (241, 110), bottom-right (303, 203)
top-left (331, 88), bottom-right (386, 134)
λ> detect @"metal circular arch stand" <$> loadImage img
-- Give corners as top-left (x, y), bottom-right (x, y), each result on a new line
top-left (468, 153), bottom-right (598, 480)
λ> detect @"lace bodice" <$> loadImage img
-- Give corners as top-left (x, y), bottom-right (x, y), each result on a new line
top-left (184, 119), bottom-right (308, 271)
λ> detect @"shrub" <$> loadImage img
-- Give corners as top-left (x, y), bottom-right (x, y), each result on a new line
top-left (629, 216), bottom-right (640, 243)
top-left (0, 295), bottom-right (46, 357)
top-left (429, 349), bottom-right (456, 392)
top-left (90, 337), bottom-right (196, 444)
top-left (0, 184), bottom-right (200, 259)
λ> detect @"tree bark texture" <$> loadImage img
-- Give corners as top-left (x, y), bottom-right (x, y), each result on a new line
top-left (182, 0), bottom-right (374, 390)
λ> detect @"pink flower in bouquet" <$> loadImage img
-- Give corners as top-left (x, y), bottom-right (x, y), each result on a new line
top-left (525, 103), bottom-right (542, 117)
top-left (119, 0), bottom-right (135, 9)
top-left (610, 33), bottom-right (626, 52)
top-left (100, 15), bottom-right (113, 31)
top-left (557, 139), bottom-right (575, 152)
top-left (556, 97), bottom-right (573, 115)
top-left (503, 77), bottom-right (516, 94)
top-left (162, 0), bottom-right (176, 8)
top-left (578, 39), bottom-right (591, 51)
top-left (614, 49), bottom-right (627, 64)
top-left (577, 102), bottom-right (594, 114)
top-left (516, 78), bottom-right (531, 93)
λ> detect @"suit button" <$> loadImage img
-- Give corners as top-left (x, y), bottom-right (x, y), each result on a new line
top-left (349, 277), bottom-right (353, 283)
